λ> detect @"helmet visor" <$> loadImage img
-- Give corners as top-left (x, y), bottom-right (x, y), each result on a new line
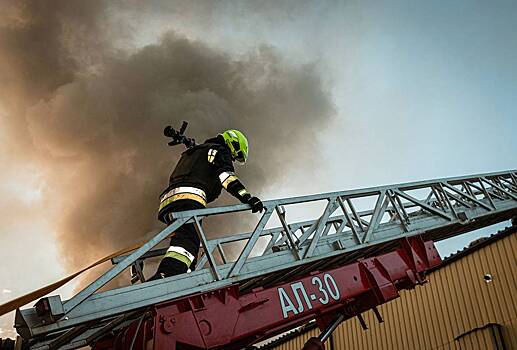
top-left (230, 140), bottom-right (246, 163)
top-left (236, 150), bottom-right (246, 163)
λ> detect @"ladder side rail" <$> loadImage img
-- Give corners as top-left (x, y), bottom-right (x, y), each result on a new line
top-left (167, 170), bottom-right (517, 221)
top-left (175, 180), bottom-right (489, 266)
top-left (187, 221), bottom-right (294, 268)
top-left (64, 217), bottom-right (190, 313)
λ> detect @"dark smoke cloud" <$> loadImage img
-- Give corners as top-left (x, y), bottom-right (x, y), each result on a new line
top-left (0, 1), bottom-right (334, 284)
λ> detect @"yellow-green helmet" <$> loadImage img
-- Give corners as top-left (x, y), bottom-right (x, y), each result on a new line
top-left (220, 129), bottom-right (248, 163)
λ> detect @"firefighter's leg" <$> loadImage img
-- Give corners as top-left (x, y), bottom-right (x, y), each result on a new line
top-left (151, 222), bottom-right (200, 279)
top-left (155, 228), bottom-right (201, 279)
top-left (150, 200), bottom-right (203, 280)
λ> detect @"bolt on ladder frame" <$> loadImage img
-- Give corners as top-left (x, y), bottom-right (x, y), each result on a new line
top-left (15, 170), bottom-right (517, 350)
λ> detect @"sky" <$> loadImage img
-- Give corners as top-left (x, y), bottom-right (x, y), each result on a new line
top-left (1, 0), bottom-right (516, 340)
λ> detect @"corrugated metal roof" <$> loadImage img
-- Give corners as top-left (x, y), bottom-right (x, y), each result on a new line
top-left (428, 224), bottom-right (516, 272)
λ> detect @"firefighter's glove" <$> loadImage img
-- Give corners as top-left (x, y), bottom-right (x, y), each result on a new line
top-left (247, 196), bottom-right (264, 213)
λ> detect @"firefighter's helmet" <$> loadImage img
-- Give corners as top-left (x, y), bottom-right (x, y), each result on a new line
top-left (220, 129), bottom-right (248, 163)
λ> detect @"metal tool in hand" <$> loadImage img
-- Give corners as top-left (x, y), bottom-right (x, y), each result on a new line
top-left (164, 121), bottom-right (196, 148)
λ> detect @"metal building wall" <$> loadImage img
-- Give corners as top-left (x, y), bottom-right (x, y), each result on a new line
top-left (271, 231), bottom-right (517, 350)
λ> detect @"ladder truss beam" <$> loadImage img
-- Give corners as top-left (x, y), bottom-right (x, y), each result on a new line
top-left (15, 170), bottom-right (517, 349)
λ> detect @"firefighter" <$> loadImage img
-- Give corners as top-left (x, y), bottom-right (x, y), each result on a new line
top-left (150, 129), bottom-right (263, 280)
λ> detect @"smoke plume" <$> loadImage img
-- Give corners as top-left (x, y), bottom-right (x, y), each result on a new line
top-left (0, 1), bottom-right (334, 284)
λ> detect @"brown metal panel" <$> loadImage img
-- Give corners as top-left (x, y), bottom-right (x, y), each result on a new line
top-left (504, 321), bottom-right (517, 350)
top-left (381, 302), bottom-right (393, 349)
top-left (462, 252), bottom-right (487, 326)
top-left (430, 271), bottom-right (454, 345)
top-left (433, 272), bottom-right (450, 348)
top-left (501, 234), bottom-right (517, 349)
top-left (478, 245), bottom-right (504, 322)
top-left (402, 289), bottom-right (418, 349)
top-left (348, 317), bottom-right (361, 349)
top-left (420, 281), bottom-right (435, 348)
top-left (459, 258), bottom-right (475, 335)
top-left (364, 315), bottom-right (371, 349)
top-left (398, 289), bottom-right (413, 349)
top-left (487, 239), bottom-right (517, 319)
top-left (415, 282), bottom-right (429, 349)
top-left (343, 318), bottom-right (356, 350)
top-left (392, 297), bottom-right (404, 350)
top-left (367, 309), bottom-right (377, 349)
top-left (422, 279), bottom-right (440, 348)
top-left (444, 262), bottom-right (465, 337)
top-left (483, 244), bottom-right (512, 322)
top-left (487, 238), bottom-right (515, 326)
top-left (470, 252), bottom-right (495, 350)
top-left (337, 314), bottom-right (355, 347)
top-left (467, 249), bottom-right (493, 324)
top-left (412, 284), bottom-right (429, 348)
top-left (504, 233), bottom-right (517, 284)
top-left (393, 295), bottom-right (409, 350)
top-left (456, 324), bottom-right (504, 350)
top-left (450, 261), bottom-right (476, 349)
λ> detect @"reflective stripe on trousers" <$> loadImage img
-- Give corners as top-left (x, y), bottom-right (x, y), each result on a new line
top-left (164, 246), bottom-right (195, 267)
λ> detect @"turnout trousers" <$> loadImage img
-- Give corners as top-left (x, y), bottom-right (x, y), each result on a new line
top-left (152, 199), bottom-right (205, 279)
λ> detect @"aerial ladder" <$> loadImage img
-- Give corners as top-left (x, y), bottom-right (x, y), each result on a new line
top-left (5, 170), bottom-right (517, 350)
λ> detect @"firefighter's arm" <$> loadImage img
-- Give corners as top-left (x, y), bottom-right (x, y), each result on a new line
top-left (218, 172), bottom-right (263, 212)
top-left (213, 149), bottom-right (264, 212)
